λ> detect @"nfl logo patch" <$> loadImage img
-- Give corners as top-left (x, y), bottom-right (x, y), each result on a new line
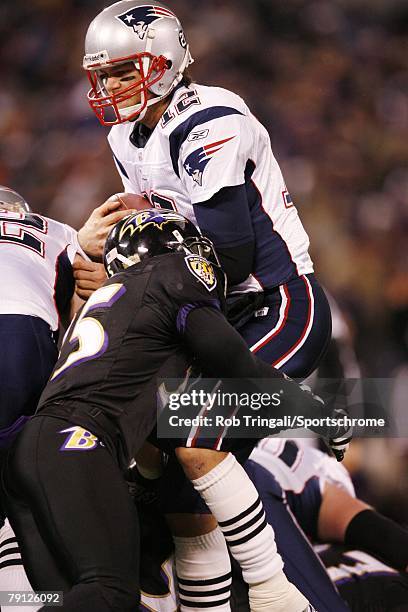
top-left (185, 255), bottom-right (217, 291)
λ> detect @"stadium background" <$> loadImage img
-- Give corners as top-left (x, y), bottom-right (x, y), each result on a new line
top-left (0, 0), bottom-right (407, 522)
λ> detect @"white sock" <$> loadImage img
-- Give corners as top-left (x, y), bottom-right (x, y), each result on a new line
top-left (174, 526), bottom-right (231, 611)
top-left (0, 520), bottom-right (41, 612)
top-left (192, 453), bottom-right (283, 584)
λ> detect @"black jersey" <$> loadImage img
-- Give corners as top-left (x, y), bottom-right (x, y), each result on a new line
top-left (37, 249), bottom-right (315, 467)
top-left (37, 252), bottom-right (223, 465)
top-left (317, 544), bottom-right (408, 612)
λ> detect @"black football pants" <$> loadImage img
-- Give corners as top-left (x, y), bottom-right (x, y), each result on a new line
top-left (3, 416), bottom-right (140, 612)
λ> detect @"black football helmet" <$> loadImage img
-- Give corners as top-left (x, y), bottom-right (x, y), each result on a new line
top-left (0, 186), bottom-right (31, 213)
top-left (104, 208), bottom-right (224, 286)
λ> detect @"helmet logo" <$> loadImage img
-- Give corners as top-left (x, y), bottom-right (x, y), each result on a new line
top-left (184, 255), bottom-right (217, 292)
top-left (119, 211), bottom-right (185, 239)
top-left (116, 5), bottom-right (176, 40)
top-left (183, 136), bottom-right (235, 186)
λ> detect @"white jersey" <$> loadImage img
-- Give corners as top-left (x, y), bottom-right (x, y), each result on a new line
top-left (108, 84), bottom-right (313, 293)
top-left (250, 438), bottom-right (355, 498)
top-left (0, 210), bottom-right (79, 330)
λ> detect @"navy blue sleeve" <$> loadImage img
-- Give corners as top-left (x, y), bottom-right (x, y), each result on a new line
top-left (193, 184), bottom-right (255, 285)
top-left (193, 184), bottom-right (254, 248)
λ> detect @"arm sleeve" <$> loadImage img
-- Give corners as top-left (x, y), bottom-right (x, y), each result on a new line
top-left (193, 184), bottom-right (254, 248)
top-left (345, 509), bottom-right (408, 571)
top-left (183, 305), bottom-right (280, 379)
top-left (193, 184), bottom-right (255, 286)
top-left (215, 241), bottom-right (254, 287)
top-left (54, 248), bottom-right (75, 322)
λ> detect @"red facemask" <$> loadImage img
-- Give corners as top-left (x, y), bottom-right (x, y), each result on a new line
top-left (86, 53), bottom-right (168, 126)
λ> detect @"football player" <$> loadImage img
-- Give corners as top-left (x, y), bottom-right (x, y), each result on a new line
top-left (134, 439), bottom-right (408, 611)
top-left (3, 210), bottom-right (348, 612)
top-left (0, 185), bottom-right (83, 611)
top-left (0, 185), bottom-right (84, 478)
top-left (0, 186), bottom-right (81, 443)
top-left (0, 187), bottom-right (134, 612)
top-left (250, 439), bottom-right (408, 573)
top-left (0, 189), bottom-right (133, 457)
top-left (78, 4), bottom-right (338, 606)
top-left (80, 0), bottom-right (332, 384)
top-left (246, 439), bottom-right (408, 610)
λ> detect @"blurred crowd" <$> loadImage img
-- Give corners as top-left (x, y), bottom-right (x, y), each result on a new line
top-left (0, 0), bottom-right (407, 519)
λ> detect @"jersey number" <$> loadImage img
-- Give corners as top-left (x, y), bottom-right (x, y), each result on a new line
top-left (161, 89), bottom-right (201, 127)
top-left (51, 283), bottom-right (125, 381)
top-left (0, 212), bottom-right (47, 256)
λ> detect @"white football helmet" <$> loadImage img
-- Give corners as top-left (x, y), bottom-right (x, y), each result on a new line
top-left (83, 0), bottom-right (193, 125)
top-left (0, 186), bottom-right (31, 213)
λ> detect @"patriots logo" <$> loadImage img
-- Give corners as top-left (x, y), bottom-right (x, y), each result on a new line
top-left (183, 136), bottom-right (235, 186)
top-left (119, 210), bottom-right (184, 240)
top-left (116, 5), bottom-right (176, 40)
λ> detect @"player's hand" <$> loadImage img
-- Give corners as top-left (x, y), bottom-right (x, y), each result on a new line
top-left (325, 409), bottom-right (353, 462)
top-left (298, 384), bottom-right (353, 462)
top-left (73, 255), bottom-right (107, 300)
top-left (78, 197), bottom-right (133, 261)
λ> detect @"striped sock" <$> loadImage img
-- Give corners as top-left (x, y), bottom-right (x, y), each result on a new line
top-left (0, 521), bottom-right (20, 573)
top-left (0, 520), bottom-right (41, 611)
top-left (174, 526), bottom-right (231, 610)
top-left (192, 453), bottom-right (283, 584)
